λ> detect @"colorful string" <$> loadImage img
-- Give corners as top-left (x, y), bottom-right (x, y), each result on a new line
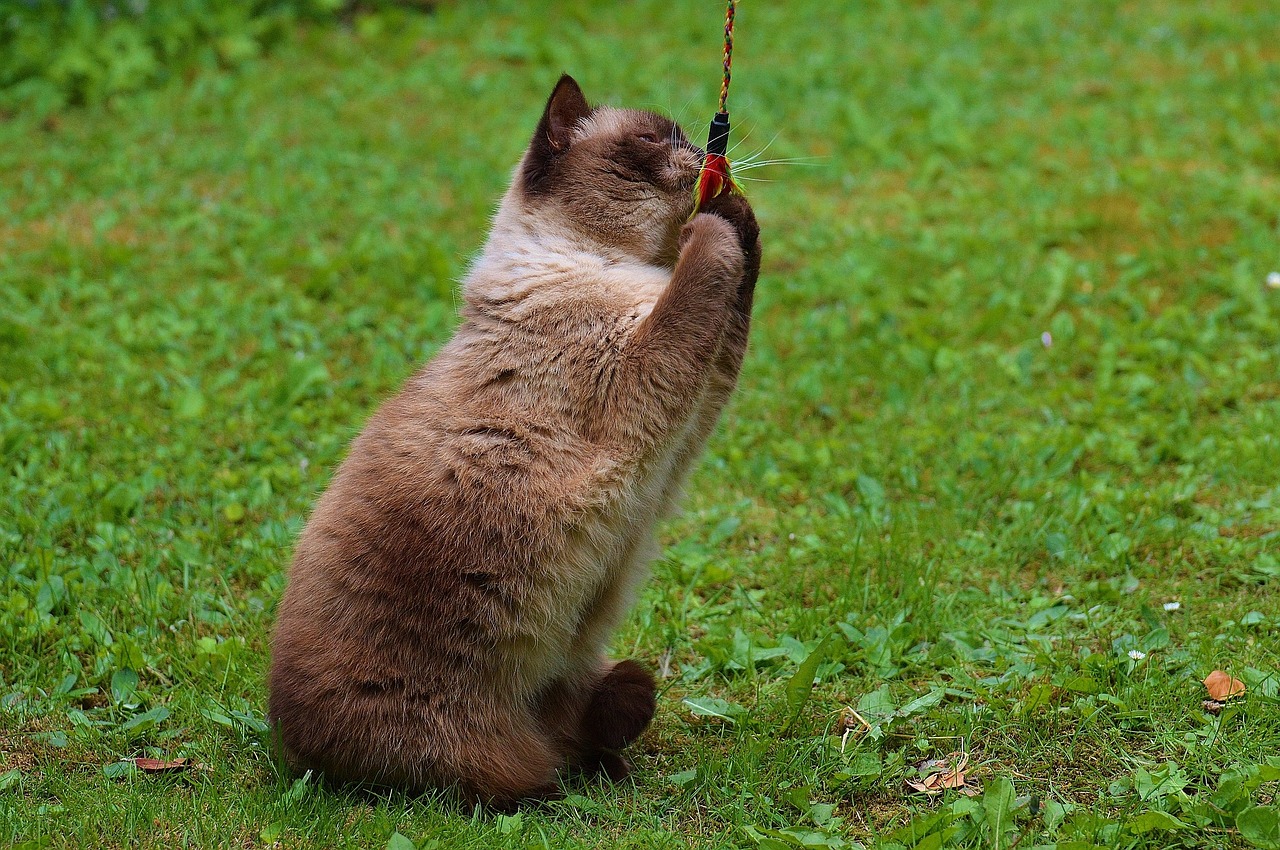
top-left (718, 1), bottom-right (736, 115)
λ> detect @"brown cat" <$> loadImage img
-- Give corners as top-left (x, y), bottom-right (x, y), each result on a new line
top-left (268, 75), bottom-right (761, 807)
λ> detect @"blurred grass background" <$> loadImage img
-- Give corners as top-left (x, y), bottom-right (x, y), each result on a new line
top-left (1, 1), bottom-right (1279, 848)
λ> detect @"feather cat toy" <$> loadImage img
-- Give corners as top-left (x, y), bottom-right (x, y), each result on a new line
top-left (691, 0), bottom-right (741, 214)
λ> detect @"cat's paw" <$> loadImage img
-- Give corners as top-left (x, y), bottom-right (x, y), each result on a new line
top-left (594, 751), bottom-right (633, 783)
top-left (679, 211), bottom-right (734, 250)
top-left (581, 659), bottom-right (656, 751)
top-left (698, 191), bottom-right (760, 259)
top-left (678, 213), bottom-right (744, 287)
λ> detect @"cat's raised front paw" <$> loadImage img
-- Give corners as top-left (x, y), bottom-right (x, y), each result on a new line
top-left (698, 191), bottom-right (759, 258)
top-left (679, 211), bottom-right (733, 250)
top-left (678, 213), bottom-right (744, 284)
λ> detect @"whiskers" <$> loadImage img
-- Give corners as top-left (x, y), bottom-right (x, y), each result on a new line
top-left (725, 124), bottom-right (825, 183)
top-left (650, 99), bottom-right (826, 185)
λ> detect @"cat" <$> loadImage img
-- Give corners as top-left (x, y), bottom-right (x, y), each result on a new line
top-left (268, 74), bottom-right (761, 808)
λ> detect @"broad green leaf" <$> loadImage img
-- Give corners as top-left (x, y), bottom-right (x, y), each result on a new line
top-left (110, 668), bottom-right (138, 704)
top-left (808, 803), bottom-right (836, 827)
top-left (844, 751), bottom-right (882, 778)
top-left (37, 731), bottom-right (68, 748)
top-left (856, 685), bottom-right (895, 718)
top-left (230, 710), bottom-right (270, 734)
top-left (897, 689), bottom-right (945, 718)
top-left (983, 777), bottom-right (1017, 849)
top-left (1126, 810), bottom-right (1187, 833)
top-left (200, 708), bottom-right (236, 727)
top-left (118, 706), bottom-right (169, 735)
top-left (683, 697), bottom-right (746, 723)
top-left (1141, 627), bottom-right (1169, 651)
top-left (884, 809), bottom-right (956, 845)
top-left (707, 515), bottom-right (741, 544)
top-left (1022, 683), bottom-right (1055, 714)
top-left (741, 824), bottom-right (799, 849)
top-left (668, 769), bottom-right (697, 788)
top-left (784, 635), bottom-right (834, 730)
top-left (386, 832), bottom-right (416, 850)
top-left (283, 771), bottom-right (314, 804)
top-left (1061, 676), bottom-right (1099, 694)
top-left (52, 673), bottom-right (77, 696)
top-left (103, 761), bottom-right (137, 780)
top-left (912, 829), bottom-right (960, 850)
top-left (495, 813), bottom-right (522, 835)
top-left (1238, 806), bottom-right (1280, 849)
top-left (754, 839), bottom-right (792, 850)
top-left (78, 610), bottom-right (113, 646)
top-left (1043, 799), bottom-right (1073, 833)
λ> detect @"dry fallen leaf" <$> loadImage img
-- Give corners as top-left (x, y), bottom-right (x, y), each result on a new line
top-left (131, 757), bottom-right (189, 773)
top-left (838, 707), bottom-right (872, 752)
top-left (905, 752), bottom-right (979, 796)
top-left (1203, 670), bottom-right (1245, 702)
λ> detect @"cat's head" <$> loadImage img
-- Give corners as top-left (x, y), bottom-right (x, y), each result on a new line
top-left (514, 75), bottom-right (703, 266)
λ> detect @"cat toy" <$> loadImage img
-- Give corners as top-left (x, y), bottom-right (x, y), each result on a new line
top-left (691, 0), bottom-right (741, 214)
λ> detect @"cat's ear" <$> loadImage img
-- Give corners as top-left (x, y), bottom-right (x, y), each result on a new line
top-left (522, 74), bottom-right (591, 193)
top-left (541, 74), bottom-right (591, 151)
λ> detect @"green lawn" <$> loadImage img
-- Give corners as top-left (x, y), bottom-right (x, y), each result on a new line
top-left (3, 1), bottom-right (1280, 847)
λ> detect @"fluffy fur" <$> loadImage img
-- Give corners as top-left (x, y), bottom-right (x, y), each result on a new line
top-left (268, 75), bottom-right (762, 807)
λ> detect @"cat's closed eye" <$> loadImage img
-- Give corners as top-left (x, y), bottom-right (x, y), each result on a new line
top-left (635, 131), bottom-right (660, 144)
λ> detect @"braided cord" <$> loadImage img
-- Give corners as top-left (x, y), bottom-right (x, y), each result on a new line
top-left (718, 1), bottom-right (735, 114)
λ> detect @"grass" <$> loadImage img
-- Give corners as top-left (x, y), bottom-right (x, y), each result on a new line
top-left (2, 0), bottom-right (1279, 847)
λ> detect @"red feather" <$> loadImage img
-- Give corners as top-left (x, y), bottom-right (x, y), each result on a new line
top-left (692, 153), bottom-right (735, 214)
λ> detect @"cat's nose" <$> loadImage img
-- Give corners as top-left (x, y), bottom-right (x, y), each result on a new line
top-left (675, 138), bottom-right (705, 158)
top-left (682, 144), bottom-right (706, 165)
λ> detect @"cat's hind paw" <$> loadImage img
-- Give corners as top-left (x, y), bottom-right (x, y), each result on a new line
top-left (581, 659), bottom-right (657, 751)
